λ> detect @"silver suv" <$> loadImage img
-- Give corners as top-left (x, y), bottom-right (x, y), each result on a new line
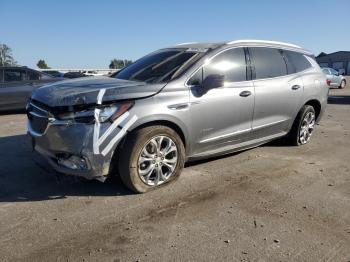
top-left (27, 40), bottom-right (329, 193)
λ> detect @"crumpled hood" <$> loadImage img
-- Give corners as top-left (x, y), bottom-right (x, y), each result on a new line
top-left (31, 76), bottom-right (166, 107)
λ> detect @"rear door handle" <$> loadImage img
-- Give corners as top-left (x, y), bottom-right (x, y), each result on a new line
top-left (239, 91), bottom-right (252, 97)
top-left (291, 85), bottom-right (301, 90)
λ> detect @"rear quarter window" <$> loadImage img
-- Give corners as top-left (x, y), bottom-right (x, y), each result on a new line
top-left (284, 50), bottom-right (312, 73)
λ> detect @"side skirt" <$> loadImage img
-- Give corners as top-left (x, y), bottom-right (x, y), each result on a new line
top-left (186, 131), bottom-right (287, 162)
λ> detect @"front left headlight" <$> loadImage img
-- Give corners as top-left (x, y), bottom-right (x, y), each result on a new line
top-left (57, 102), bottom-right (133, 123)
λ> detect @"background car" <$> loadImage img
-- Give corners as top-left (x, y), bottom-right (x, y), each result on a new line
top-left (63, 71), bottom-right (86, 79)
top-left (0, 66), bottom-right (61, 111)
top-left (41, 70), bottom-right (65, 78)
top-left (322, 67), bottom-right (346, 88)
top-left (82, 70), bottom-right (104, 76)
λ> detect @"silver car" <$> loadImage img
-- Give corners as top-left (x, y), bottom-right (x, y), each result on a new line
top-left (0, 67), bottom-right (60, 111)
top-left (27, 40), bottom-right (329, 193)
top-left (322, 67), bottom-right (346, 88)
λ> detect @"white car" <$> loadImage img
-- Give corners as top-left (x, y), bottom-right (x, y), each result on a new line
top-left (322, 67), bottom-right (346, 88)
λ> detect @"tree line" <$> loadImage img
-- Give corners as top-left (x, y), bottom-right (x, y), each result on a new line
top-left (0, 43), bottom-right (133, 69)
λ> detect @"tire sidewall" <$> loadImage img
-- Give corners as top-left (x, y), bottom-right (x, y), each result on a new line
top-left (119, 126), bottom-right (185, 193)
top-left (340, 80), bottom-right (346, 89)
top-left (296, 106), bottom-right (315, 146)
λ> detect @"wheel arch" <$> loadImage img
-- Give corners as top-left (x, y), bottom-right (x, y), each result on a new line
top-left (304, 99), bottom-right (322, 121)
top-left (109, 116), bottom-right (189, 177)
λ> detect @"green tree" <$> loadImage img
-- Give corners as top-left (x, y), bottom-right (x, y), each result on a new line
top-left (0, 43), bottom-right (17, 66)
top-left (37, 59), bottom-right (50, 69)
top-left (109, 59), bottom-right (132, 69)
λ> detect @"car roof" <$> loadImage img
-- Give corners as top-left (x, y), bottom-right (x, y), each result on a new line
top-left (170, 39), bottom-right (312, 55)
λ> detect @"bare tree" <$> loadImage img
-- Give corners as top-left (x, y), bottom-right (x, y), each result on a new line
top-left (0, 43), bottom-right (17, 66)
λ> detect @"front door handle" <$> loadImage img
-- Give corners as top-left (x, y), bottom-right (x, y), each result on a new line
top-left (239, 91), bottom-right (252, 97)
top-left (291, 85), bottom-right (301, 90)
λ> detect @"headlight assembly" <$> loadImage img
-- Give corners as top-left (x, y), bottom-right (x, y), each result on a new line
top-left (57, 101), bottom-right (134, 123)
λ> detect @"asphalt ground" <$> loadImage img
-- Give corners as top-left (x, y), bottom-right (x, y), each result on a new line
top-left (0, 87), bottom-right (349, 261)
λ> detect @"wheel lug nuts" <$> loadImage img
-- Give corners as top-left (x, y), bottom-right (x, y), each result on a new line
top-left (161, 157), bottom-right (164, 160)
top-left (155, 164), bottom-right (158, 167)
top-left (152, 160), bottom-right (155, 164)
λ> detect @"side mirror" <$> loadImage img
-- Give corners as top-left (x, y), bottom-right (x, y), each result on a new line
top-left (202, 74), bottom-right (225, 90)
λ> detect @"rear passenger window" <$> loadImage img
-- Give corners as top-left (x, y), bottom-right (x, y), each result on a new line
top-left (249, 47), bottom-right (287, 79)
top-left (203, 48), bottom-right (247, 82)
top-left (27, 70), bottom-right (40, 80)
top-left (322, 68), bottom-right (330, 75)
top-left (284, 50), bottom-right (312, 73)
top-left (4, 69), bottom-right (26, 82)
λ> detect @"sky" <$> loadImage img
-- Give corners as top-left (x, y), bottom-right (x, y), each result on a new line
top-left (2, 0), bottom-right (350, 69)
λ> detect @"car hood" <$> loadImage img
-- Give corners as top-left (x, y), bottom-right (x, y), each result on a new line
top-left (31, 76), bottom-right (166, 107)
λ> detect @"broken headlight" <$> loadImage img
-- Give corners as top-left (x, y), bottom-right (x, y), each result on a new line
top-left (57, 102), bottom-right (133, 123)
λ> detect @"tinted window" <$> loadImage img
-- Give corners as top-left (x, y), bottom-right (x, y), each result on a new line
top-left (329, 68), bottom-right (338, 75)
top-left (0, 70), bottom-right (3, 82)
top-left (284, 50), bottom-right (312, 73)
top-left (250, 47), bottom-right (287, 79)
top-left (4, 69), bottom-right (26, 82)
top-left (322, 68), bottom-right (330, 75)
top-left (115, 49), bottom-right (204, 83)
top-left (27, 70), bottom-right (40, 80)
top-left (203, 48), bottom-right (247, 82)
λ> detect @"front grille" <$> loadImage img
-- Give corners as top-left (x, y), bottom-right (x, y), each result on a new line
top-left (27, 101), bottom-right (51, 135)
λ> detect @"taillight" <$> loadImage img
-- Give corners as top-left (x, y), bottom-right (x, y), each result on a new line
top-left (326, 79), bottom-right (331, 86)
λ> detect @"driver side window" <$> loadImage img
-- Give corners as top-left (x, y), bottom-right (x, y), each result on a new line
top-left (204, 48), bottom-right (247, 83)
top-left (187, 48), bottom-right (247, 86)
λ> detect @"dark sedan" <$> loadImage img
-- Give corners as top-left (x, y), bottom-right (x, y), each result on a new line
top-left (0, 66), bottom-right (61, 111)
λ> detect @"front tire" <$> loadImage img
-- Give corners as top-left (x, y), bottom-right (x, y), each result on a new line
top-left (287, 105), bottom-right (316, 146)
top-left (118, 125), bottom-right (185, 193)
top-left (339, 79), bottom-right (346, 89)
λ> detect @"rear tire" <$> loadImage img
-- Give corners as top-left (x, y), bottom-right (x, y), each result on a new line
top-left (339, 79), bottom-right (346, 89)
top-left (287, 105), bottom-right (316, 146)
top-left (118, 125), bottom-right (185, 193)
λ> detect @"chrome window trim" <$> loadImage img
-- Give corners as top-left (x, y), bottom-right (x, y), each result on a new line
top-left (185, 45), bottom-right (314, 87)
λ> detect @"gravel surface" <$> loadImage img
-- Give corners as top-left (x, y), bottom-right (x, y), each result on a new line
top-left (0, 88), bottom-right (349, 262)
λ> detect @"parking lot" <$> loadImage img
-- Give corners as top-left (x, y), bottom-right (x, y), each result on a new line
top-left (0, 86), bottom-right (349, 261)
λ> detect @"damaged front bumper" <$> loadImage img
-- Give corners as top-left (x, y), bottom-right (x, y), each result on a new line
top-left (27, 102), bottom-right (118, 181)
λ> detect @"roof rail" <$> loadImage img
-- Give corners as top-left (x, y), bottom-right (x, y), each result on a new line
top-left (226, 39), bottom-right (302, 49)
top-left (176, 42), bottom-right (198, 46)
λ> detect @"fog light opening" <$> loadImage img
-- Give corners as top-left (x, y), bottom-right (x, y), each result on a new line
top-left (57, 155), bottom-right (89, 170)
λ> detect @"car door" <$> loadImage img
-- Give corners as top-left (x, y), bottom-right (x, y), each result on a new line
top-left (249, 47), bottom-right (304, 139)
top-left (329, 68), bottom-right (341, 86)
top-left (188, 47), bottom-right (255, 155)
top-left (0, 68), bottom-right (34, 110)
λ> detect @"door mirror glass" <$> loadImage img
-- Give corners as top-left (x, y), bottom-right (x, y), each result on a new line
top-left (202, 74), bottom-right (225, 90)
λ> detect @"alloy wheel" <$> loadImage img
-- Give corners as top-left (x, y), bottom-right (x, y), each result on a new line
top-left (137, 135), bottom-right (178, 186)
top-left (299, 111), bottom-right (315, 144)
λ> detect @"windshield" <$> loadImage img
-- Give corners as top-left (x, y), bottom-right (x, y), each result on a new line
top-left (114, 48), bottom-right (206, 83)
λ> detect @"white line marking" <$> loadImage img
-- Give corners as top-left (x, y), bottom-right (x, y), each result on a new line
top-left (97, 89), bottom-right (106, 105)
top-left (101, 115), bottom-right (138, 156)
top-left (97, 111), bottom-right (129, 147)
top-left (93, 109), bottom-right (101, 154)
